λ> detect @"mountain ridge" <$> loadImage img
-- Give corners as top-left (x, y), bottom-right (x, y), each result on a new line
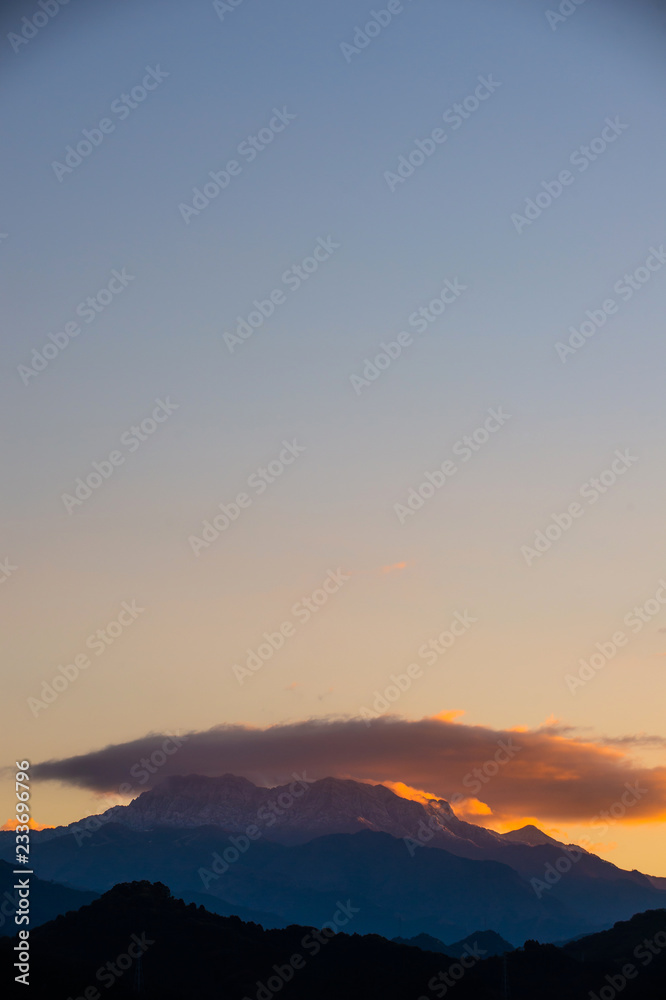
top-left (21, 773), bottom-right (658, 892)
top-left (3, 774), bottom-right (663, 945)
top-left (2, 819), bottom-right (665, 944)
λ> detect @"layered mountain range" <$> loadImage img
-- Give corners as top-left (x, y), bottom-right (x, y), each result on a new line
top-left (3, 879), bottom-right (666, 999)
top-left (2, 774), bottom-right (664, 944)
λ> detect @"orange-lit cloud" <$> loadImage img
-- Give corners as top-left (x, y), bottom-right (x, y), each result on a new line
top-left (380, 561), bottom-right (407, 574)
top-left (432, 710), bottom-right (465, 723)
top-left (1, 818), bottom-right (52, 831)
top-left (380, 781), bottom-right (439, 805)
top-left (458, 797), bottom-right (493, 816)
top-left (29, 715), bottom-right (666, 826)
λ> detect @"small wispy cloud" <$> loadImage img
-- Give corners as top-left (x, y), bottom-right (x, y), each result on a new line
top-left (599, 733), bottom-right (666, 748)
top-left (380, 561), bottom-right (407, 574)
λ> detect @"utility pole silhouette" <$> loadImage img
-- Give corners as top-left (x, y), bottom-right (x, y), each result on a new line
top-left (133, 953), bottom-right (144, 995)
top-left (501, 953), bottom-right (510, 999)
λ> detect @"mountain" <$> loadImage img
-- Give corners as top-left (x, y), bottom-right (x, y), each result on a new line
top-left (2, 775), bottom-right (664, 943)
top-left (0, 822), bottom-right (572, 943)
top-left (3, 880), bottom-right (665, 999)
top-left (392, 930), bottom-right (452, 954)
top-left (2, 820), bottom-right (664, 945)
top-left (37, 772), bottom-right (497, 847)
top-left (0, 860), bottom-right (98, 935)
top-left (501, 824), bottom-right (570, 848)
top-left (20, 773), bottom-right (653, 888)
top-left (394, 929), bottom-right (515, 957)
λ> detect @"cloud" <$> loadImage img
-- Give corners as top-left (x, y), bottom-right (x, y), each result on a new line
top-left (432, 709), bottom-right (465, 723)
top-left (380, 562), bottom-right (407, 574)
top-left (27, 716), bottom-right (666, 825)
top-left (598, 733), bottom-right (666, 748)
top-left (1, 818), bottom-right (52, 832)
top-left (380, 781), bottom-right (439, 805)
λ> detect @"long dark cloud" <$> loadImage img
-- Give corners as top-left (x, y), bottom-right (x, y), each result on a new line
top-left (27, 716), bottom-right (666, 825)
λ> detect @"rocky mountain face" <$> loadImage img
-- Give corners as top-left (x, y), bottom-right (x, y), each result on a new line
top-left (50, 775), bottom-right (658, 889)
top-left (60, 772), bottom-right (529, 860)
top-left (95, 773), bottom-right (476, 844)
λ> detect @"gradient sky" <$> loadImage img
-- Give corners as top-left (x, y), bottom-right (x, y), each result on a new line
top-left (1, 0), bottom-right (666, 875)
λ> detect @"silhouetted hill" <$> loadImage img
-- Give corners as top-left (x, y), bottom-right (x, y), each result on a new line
top-left (563, 908), bottom-right (666, 964)
top-left (394, 928), bottom-right (515, 957)
top-left (2, 881), bottom-right (665, 999)
top-left (392, 930), bottom-right (452, 953)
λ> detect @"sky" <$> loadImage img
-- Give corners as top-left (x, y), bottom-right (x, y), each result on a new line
top-left (1, 0), bottom-right (666, 875)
